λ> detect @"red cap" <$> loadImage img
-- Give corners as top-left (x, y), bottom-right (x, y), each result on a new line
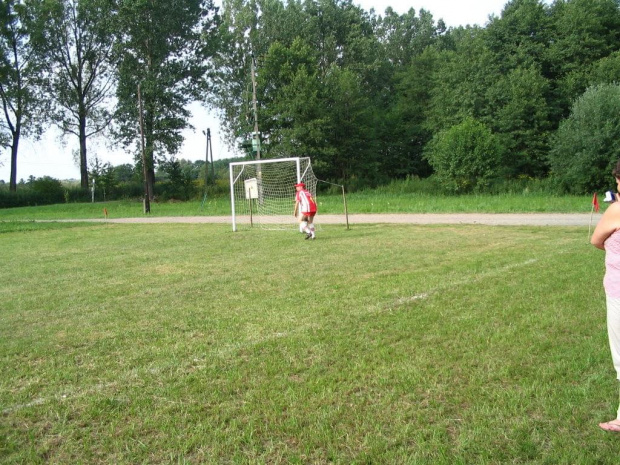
top-left (294, 183), bottom-right (305, 187)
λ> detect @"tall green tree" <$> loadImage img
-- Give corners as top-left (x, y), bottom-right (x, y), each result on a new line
top-left (484, 0), bottom-right (552, 74)
top-left (381, 49), bottom-right (435, 179)
top-left (549, 83), bottom-right (620, 194)
top-left (589, 50), bottom-right (620, 85)
top-left (113, 0), bottom-right (218, 199)
top-left (257, 38), bottom-right (326, 158)
top-left (481, 0), bottom-right (554, 176)
top-left (426, 27), bottom-right (497, 133)
top-left (374, 6), bottom-right (443, 68)
top-left (32, 0), bottom-right (116, 189)
top-left (209, 0), bottom-right (259, 149)
top-left (321, 66), bottom-right (376, 182)
top-left (212, 0), bottom-right (384, 177)
top-left (485, 66), bottom-right (552, 177)
top-left (0, 0), bottom-right (45, 191)
top-left (548, 0), bottom-right (620, 118)
top-left (363, 7), bottom-right (442, 180)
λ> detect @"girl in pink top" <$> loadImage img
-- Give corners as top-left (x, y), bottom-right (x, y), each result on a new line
top-left (591, 161), bottom-right (620, 432)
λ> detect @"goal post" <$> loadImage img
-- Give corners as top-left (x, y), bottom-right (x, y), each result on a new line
top-left (229, 157), bottom-right (318, 232)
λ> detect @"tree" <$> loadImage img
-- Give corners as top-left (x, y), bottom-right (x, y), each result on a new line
top-left (0, 0), bottom-right (45, 191)
top-left (549, 83), bottom-right (620, 194)
top-left (30, 175), bottom-right (64, 203)
top-left (547, 0), bottom-right (620, 118)
top-left (366, 7), bottom-right (444, 180)
top-left (485, 66), bottom-right (552, 177)
top-left (374, 6), bottom-right (443, 68)
top-left (424, 116), bottom-right (502, 192)
top-left (425, 27), bottom-right (498, 135)
top-left (113, 0), bottom-right (218, 199)
top-left (589, 51), bottom-right (620, 85)
top-left (159, 157), bottom-right (195, 200)
top-left (321, 66), bottom-right (377, 182)
top-left (484, 0), bottom-right (552, 74)
top-left (212, 0), bottom-right (385, 176)
top-left (32, 0), bottom-right (116, 190)
top-left (209, 0), bottom-right (259, 149)
top-left (88, 156), bottom-right (116, 199)
top-left (382, 48), bottom-right (436, 179)
top-left (111, 162), bottom-right (136, 182)
top-left (256, 37), bottom-right (325, 158)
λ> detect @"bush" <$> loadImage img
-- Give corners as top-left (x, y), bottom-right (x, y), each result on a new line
top-left (484, 176), bottom-right (561, 196)
top-left (64, 186), bottom-right (91, 203)
top-left (369, 175), bottom-right (444, 195)
top-left (30, 177), bottom-right (65, 204)
top-left (549, 83), bottom-right (620, 194)
top-left (424, 117), bottom-right (503, 193)
top-left (0, 176), bottom-right (70, 208)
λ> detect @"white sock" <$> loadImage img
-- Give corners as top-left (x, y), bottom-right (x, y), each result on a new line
top-left (300, 221), bottom-right (307, 233)
top-left (309, 223), bottom-right (315, 237)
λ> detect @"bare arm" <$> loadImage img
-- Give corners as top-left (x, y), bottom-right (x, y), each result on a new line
top-left (591, 202), bottom-right (620, 249)
top-left (294, 200), bottom-right (299, 217)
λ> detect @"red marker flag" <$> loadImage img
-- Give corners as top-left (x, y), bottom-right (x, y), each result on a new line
top-left (593, 192), bottom-right (600, 212)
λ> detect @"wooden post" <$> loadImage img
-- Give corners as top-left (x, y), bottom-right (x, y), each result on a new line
top-left (342, 184), bottom-right (350, 230)
top-left (249, 198), bottom-right (253, 227)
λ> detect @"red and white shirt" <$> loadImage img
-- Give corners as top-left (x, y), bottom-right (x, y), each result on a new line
top-left (296, 188), bottom-right (317, 214)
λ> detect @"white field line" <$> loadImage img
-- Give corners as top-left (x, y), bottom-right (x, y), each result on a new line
top-left (392, 258), bottom-right (539, 307)
top-left (3, 382), bottom-right (118, 414)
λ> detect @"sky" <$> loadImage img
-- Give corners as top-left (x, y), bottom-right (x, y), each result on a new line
top-left (0, 0), bottom-right (515, 183)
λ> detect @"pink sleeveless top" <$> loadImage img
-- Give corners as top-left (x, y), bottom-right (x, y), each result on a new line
top-left (604, 230), bottom-right (620, 298)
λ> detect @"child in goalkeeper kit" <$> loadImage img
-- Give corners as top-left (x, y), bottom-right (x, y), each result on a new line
top-left (294, 182), bottom-right (317, 240)
top-left (591, 160), bottom-right (620, 432)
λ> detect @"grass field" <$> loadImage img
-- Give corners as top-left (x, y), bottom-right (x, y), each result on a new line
top-left (0, 192), bottom-right (595, 221)
top-left (1, 219), bottom-right (618, 463)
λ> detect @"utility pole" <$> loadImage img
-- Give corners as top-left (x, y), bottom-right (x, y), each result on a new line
top-left (251, 53), bottom-right (260, 159)
top-left (200, 128), bottom-right (214, 210)
top-left (202, 128), bottom-right (213, 188)
top-left (208, 129), bottom-right (214, 183)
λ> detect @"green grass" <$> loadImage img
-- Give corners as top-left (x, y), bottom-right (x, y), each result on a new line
top-left (0, 191), bottom-right (597, 221)
top-left (336, 192), bottom-right (592, 213)
top-left (0, 221), bottom-right (617, 463)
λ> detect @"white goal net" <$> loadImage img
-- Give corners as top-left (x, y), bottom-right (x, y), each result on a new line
top-left (229, 157), bottom-right (318, 231)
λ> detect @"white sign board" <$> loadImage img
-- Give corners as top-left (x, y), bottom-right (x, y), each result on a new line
top-left (244, 178), bottom-right (258, 200)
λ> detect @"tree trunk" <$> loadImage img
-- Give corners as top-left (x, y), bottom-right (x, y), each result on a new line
top-left (146, 143), bottom-right (155, 200)
top-left (79, 111), bottom-right (89, 189)
top-left (9, 125), bottom-right (20, 192)
top-left (145, 113), bottom-right (155, 200)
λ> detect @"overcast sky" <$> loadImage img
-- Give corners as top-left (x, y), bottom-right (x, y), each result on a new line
top-left (0, 0), bottom-right (517, 183)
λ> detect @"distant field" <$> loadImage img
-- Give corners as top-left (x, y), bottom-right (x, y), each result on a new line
top-left (1, 221), bottom-right (618, 463)
top-left (0, 192), bottom-right (594, 221)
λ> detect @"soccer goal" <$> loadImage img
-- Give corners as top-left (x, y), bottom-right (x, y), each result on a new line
top-left (229, 157), bottom-right (318, 232)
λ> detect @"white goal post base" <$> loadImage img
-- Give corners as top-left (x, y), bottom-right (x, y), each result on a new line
top-left (229, 157), bottom-right (319, 232)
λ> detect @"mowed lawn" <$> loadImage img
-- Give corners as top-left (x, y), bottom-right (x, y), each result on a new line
top-left (1, 222), bottom-right (618, 463)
